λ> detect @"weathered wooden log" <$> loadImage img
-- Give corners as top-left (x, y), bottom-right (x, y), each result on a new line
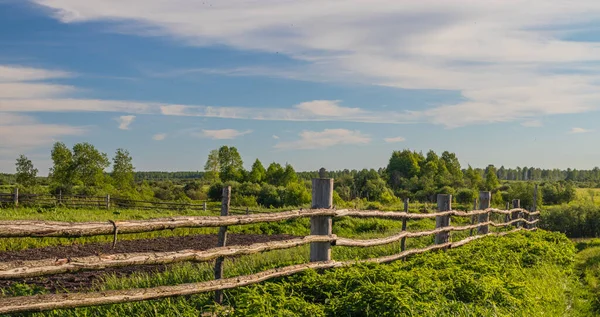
top-left (0, 208), bottom-right (540, 238)
top-left (0, 236), bottom-right (335, 279)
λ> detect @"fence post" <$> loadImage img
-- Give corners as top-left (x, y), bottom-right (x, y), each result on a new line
top-left (469, 198), bottom-right (477, 236)
top-left (505, 201), bottom-right (510, 224)
top-left (12, 187), bottom-right (18, 207)
top-left (310, 168), bottom-right (333, 262)
top-left (105, 194), bottom-right (111, 210)
top-left (58, 190), bottom-right (62, 205)
top-left (246, 207), bottom-right (249, 215)
top-left (435, 194), bottom-right (451, 245)
top-left (400, 198), bottom-right (409, 252)
top-left (531, 184), bottom-right (538, 229)
top-left (203, 201), bottom-right (207, 212)
top-left (512, 199), bottom-right (521, 228)
top-left (477, 192), bottom-right (491, 234)
top-left (214, 186), bottom-right (231, 304)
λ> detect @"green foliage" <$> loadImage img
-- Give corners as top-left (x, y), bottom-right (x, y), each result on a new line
top-left (15, 154), bottom-right (38, 187)
top-left (265, 162), bottom-right (285, 186)
top-left (218, 146), bottom-right (244, 182)
top-left (112, 148), bottom-right (135, 191)
top-left (222, 231), bottom-right (578, 317)
top-left (456, 188), bottom-right (477, 204)
top-left (247, 159), bottom-right (266, 183)
top-left (204, 149), bottom-right (220, 182)
top-left (484, 165), bottom-right (500, 191)
top-left (542, 181), bottom-right (576, 205)
top-left (505, 182), bottom-right (543, 210)
top-left (541, 204), bottom-right (600, 238)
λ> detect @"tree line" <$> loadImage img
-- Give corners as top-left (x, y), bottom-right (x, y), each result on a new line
top-left (3, 144), bottom-right (583, 209)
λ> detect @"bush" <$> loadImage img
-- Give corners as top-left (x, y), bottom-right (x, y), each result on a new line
top-left (540, 203), bottom-right (600, 238)
top-left (455, 188), bottom-right (476, 204)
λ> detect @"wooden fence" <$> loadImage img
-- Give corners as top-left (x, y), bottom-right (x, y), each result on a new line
top-left (0, 177), bottom-right (540, 314)
top-left (0, 188), bottom-right (212, 212)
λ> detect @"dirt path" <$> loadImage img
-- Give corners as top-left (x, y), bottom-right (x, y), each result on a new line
top-left (0, 233), bottom-right (296, 293)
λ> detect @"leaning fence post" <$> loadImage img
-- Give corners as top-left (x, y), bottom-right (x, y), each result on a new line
top-left (469, 198), bottom-right (477, 236)
top-left (310, 168), bottom-right (333, 262)
top-left (400, 198), bottom-right (409, 252)
top-left (214, 186), bottom-right (231, 304)
top-left (477, 192), bottom-right (491, 234)
top-left (105, 194), bottom-right (111, 210)
top-left (12, 187), bottom-right (18, 208)
top-left (435, 194), bottom-right (451, 245)
top-left (512, 199), bottom-right (521, 228)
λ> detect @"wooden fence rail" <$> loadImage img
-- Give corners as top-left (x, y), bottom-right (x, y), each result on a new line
top-left (0, 172), bottom-right (541, 314)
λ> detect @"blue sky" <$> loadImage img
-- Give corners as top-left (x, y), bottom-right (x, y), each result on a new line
top-left (1, 0), bottom-right (600, 174)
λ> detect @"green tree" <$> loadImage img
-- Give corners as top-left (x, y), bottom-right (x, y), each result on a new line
top-left (72, 142), bottom-right (110, 189)
top-left (15, 154), bottom-right (38, 187)
top-left (266, 162), bottom-right (285, 186)
top-left (465, 165), bottom-right (483, 190)
top-left (218, 146), bottom-right (244, 182)
top-left (281, 164), bottom-right (298, 186)
top-left (248, 159), bottom-right (266, 183)
top-left (484, 165), bottom-right (500, 191)
top-left (204, 149), bottom-right (220, 182)
top-left (50, 142), bottom-right (75, 193)
top-left (387, 150), bottom-right (422, 189)
top-left (112, 148), bottom-right (135, 191)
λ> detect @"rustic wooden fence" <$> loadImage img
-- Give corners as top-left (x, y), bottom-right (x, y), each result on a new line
top-left (0, 176), bottom-right (540, 314)
top-left (0, 188), bottom-right (212, 212)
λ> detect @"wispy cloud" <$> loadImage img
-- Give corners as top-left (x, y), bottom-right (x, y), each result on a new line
top-left (569, 127), bottom-right (593, 134)
top-left (384, 136), bottom-right (406, 143)
top-left (275, 129), bottom-right (370, 150)
top-left (152, 133), bottom-right (166, 141)
top-left (0, 114), bottom-right (86, 155)
top-left (30, 0), bottom-right (600, 127)
top-left (521, 120), bottom-right (543, 128)
top-left (116, 115), bottom-right (136, 130)
top-left (194, 129), bottom-right (253, 140)
top-left (272, 135), bottom-right (279, 139)
top-left (159, 100), bottom-right (417, 124)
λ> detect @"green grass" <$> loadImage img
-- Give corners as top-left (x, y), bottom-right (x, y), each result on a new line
top-left (2, 230), bottom-right (587, 317)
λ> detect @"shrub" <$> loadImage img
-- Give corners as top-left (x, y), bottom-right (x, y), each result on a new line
top-left (455, 188), bottom-right (477, 204)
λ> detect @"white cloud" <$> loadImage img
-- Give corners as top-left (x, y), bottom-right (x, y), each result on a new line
top-left (116, 115), bottom-right (136, 130)
top-left (272, 135), bottom-right (279, 139)
top-left (152, 133), bottom-right (166, 141)
top-left (521, 120), bottom-right (543, 127)
top-left (30, 0), bottom-right (600, 127)
top-left (0, 65), bottom-right (72, 82)
top-left (159, 100), bottom-right (417, 124)
top-left (0, 114), bottom-right (86, 155)
top-left (384, 136), bottom-right (406, 143)
top-left (275, 129), bottom-right (370, 150)
top-left (569, 127), bottom-right (593, 134)
top-left (195, 129), bottom-right (253, 140)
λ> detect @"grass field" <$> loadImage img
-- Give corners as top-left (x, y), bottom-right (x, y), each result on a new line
top-left (575, 188), bottom-right (600, 206)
